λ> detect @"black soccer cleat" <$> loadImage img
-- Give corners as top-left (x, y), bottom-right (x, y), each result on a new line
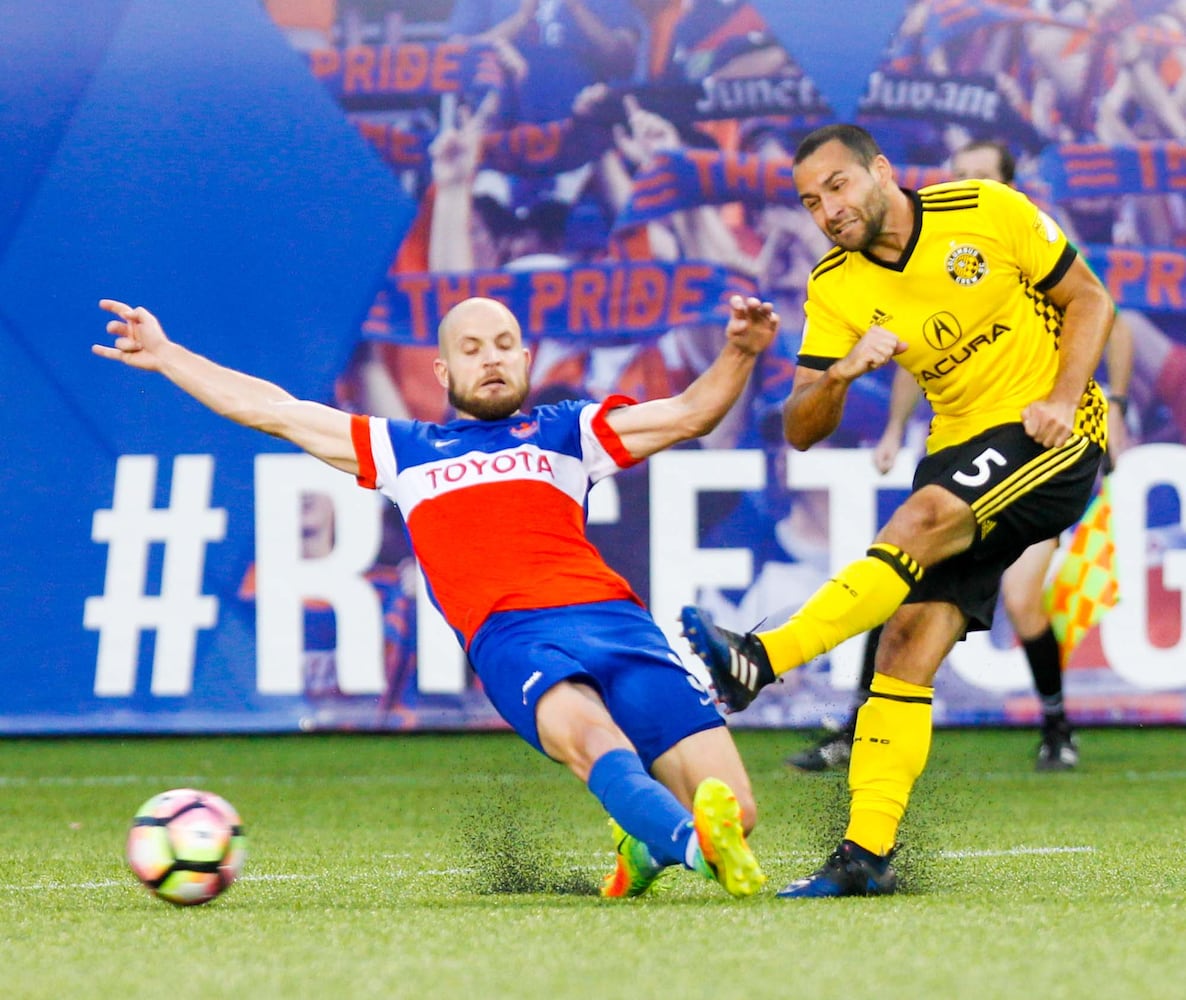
top-left (1036, 718), bottom-right (1079, 771)
top-left (776, 839), bottom-right (899, 899)
top-left (785, 728), bottom-right (854, 772)
top-left (679, 606), bottom-right (775, 713)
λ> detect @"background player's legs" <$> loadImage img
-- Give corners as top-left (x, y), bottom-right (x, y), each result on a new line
top-left (1001, 538), bottom-right (1078, 769)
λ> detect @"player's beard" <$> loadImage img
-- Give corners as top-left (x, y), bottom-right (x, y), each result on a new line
top-left (832, 187), bottom-right (890, 252)
top-left (448, 375), bottom-right (530, 421)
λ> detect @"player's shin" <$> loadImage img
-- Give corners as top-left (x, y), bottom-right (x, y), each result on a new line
top-left (844, 674), bottom-right (934, 857)
top-left (587, 748), bottom-right (691, 867)
top-left (758, 544), bottom-right (923, 673)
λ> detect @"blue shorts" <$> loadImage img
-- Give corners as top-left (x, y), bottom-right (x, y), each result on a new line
top-left (467, 600), bottom-right (725, 770)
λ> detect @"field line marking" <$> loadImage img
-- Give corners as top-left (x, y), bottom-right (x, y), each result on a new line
top-left (937, 845), bottom-right (1094, 860)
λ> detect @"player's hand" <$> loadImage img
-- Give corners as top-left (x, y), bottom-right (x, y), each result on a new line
top-left (93, 300), bottom-right (171, 372)
top-left (831, 325), bottom-right (907, 383)
top-left (724, 294), bottom-right (778, 356)
top-left (872, 427), bottom-right (903, 475)
top-left (1021, 398), bottom-right (1076, 448)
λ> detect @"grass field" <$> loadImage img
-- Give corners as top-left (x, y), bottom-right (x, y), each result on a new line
top-left (2, 727), bottom-right (1184, 1000)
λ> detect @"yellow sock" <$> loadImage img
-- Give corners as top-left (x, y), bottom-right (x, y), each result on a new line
top-left (844, 673), bottom-right (934, 857)
top-left (757, 543), bottom-right (923, 674)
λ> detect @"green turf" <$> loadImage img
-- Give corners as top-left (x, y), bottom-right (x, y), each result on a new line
top-left (2, 728), bottom-right (1184, 999)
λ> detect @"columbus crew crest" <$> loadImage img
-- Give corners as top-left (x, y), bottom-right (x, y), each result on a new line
top-left (945, 244), bottom-right (988, 286)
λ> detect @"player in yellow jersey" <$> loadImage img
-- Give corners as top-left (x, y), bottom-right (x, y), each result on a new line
top-left (786, 140), bottom-right (1134, 775)
top-left (681, 124), bottom-right (1113, 897)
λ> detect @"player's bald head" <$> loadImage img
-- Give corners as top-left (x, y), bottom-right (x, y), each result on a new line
top-left (437, 297), bottom-right (522, 357)
top-left (433, 297), bottom-right (531, 421)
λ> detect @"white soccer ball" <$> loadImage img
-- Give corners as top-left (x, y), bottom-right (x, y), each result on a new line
top-left (126, 788), bottom-right (247, 905)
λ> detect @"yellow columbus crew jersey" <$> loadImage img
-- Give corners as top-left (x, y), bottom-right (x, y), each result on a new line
top-left (799, 178), bottom-right (1107, 453)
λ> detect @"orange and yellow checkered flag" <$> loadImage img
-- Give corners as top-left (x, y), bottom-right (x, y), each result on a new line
top-left (1044, 479), bottom-right (1120, 660)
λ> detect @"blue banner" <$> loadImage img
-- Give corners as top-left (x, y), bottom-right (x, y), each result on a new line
top-left (366, 262), bottom-right (758, 345)
top-left (4, 0), bottom-right (1186, 735)
top-left (1040, 143), bottom-right (1186, 200)
top-left (617, 150), bottom-right (799, 229)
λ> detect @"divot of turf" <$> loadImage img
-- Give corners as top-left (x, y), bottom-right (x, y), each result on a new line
top-left (459, 786), bottom-right (599, 896)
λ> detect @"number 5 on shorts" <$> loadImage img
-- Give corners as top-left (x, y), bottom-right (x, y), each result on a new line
top-left (951, 447), bottom-right (1007, 487)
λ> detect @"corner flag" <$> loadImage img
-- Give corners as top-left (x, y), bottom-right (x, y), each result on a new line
top-left (1045, 479), bottom-right (1120, 660)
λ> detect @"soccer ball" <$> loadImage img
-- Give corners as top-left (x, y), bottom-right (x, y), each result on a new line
top-left (126, 788), bottom-right (247, 906)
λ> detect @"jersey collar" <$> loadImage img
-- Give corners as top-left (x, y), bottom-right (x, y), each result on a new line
top-left (860, 188), bottom-right (922, 274)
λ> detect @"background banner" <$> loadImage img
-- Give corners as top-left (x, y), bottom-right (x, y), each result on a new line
top-left (2, 0), bottom-right (1184, 734)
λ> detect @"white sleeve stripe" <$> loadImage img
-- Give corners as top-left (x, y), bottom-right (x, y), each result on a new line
top-left (369, 416), bottom-right (399, 491)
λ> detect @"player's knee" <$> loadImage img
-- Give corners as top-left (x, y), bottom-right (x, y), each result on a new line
top-left (1006, 601), bottom-right (1048, 641)
top-left (537, 684), bottom-right (630, 779)
top-left (881, 490), bottom-right (974, 565)
top-left (1002, 577), bottom-right (1048, 638)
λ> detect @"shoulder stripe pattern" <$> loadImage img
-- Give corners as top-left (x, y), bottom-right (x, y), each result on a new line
top-left (810, 246), bottom-right (846, 280)
top-left (919, 187), bottom-right (979, 212)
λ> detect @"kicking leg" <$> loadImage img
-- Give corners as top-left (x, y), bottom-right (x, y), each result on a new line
top-left (682, 485), bottom-right (975, 711)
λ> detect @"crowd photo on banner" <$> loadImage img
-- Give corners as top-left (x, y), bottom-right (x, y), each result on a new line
top-left (258, 0), bottom-right (1186, 734)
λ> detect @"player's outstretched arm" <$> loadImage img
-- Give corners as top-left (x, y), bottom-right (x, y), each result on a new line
top-left (604, 294), bottom-right (777, 459)
top-left (93, 299), bottom-right (359, 476)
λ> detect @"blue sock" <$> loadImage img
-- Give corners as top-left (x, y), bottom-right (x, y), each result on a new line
top-left (586, 748), bottom-right (694, 868)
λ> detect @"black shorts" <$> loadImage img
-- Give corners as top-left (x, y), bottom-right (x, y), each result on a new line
top-left (903, 423), bottom-right (1103, 631)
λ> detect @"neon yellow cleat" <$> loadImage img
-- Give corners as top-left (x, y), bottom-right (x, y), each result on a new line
top-left (691, 777), bottom-right (766, 898)
top-left (600, 820), bottom-right (667, 898)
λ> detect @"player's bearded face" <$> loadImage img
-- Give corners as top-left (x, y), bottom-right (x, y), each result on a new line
top-left (436, 300), bottom-right (532, 420)
top-left (828, 181), bottom-right (889, 252)
top-left (795, 143), bottom-right (891, 252)
top-left (447, 364), bottom-right (530, 420)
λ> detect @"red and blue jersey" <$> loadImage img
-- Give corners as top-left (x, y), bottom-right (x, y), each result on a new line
top-left (350, 396), bottom-right (643, 648)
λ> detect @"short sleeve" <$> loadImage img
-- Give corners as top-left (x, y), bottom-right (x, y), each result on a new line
top-left (578, 394), bottom-right (641, 481)
top-left (350, 414), bottom-right (399, 491)
top-left (983, 180), bottom-right (1072, 289)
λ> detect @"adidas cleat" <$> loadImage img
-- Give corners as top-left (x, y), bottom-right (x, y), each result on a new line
top-left (776, 839), bottom-right (898, 899)
top-left (679, 606), bottom-right (775, 713)
top-left (691, 777), bottom-right (765, 898)
top-left (600, 820), bottom-right (667, 898)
